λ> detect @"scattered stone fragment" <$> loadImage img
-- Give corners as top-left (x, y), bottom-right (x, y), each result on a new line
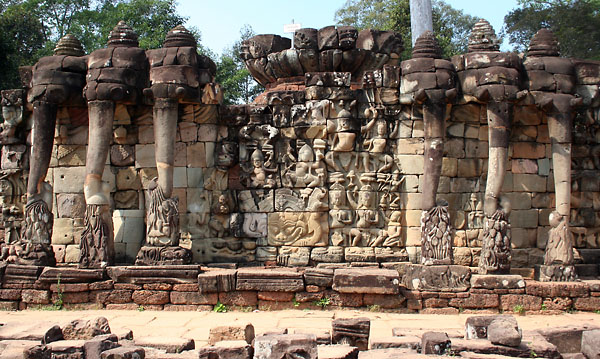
top-left (487, 316), bottom-right (521, 347)
top-left (332, 318), bottom-right (370, 351)
top-left (253, 334), bottom-right (317, 359)
top-left (208, 323), bottom-right (255, 345)
top-left (134, 336), bottom-right (194, 353)
top-left (582, 329), bottom-right (600, 359)
top-left (318, 344), bottom-right (359, 359)
top-left (421, 331), bottom-right (451, 355)
top-left (42, 325), bottom-right (63, 344)
top-left (197, 340), bottom-right (252, 359)
top-left (101, 346), bottom-right (145, 359)
top-left (62, 317), bottom-right (111, 340)
top-left (84, 334), bottom-right (120, 359)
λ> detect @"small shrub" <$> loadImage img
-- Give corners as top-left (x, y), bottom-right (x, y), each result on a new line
top-left (314, 297), bottom-right (330, 310)
top-left (513, 304), bottom-right (526, 315)
top-left (213, 301), bottom-right (228, 313)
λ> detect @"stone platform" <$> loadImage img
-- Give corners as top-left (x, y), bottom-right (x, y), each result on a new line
top-left (1, 264), bottom-right (599, 313)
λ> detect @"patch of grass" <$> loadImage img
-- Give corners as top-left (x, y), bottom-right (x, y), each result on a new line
top-left (513, 304), bottom-right (526, 315)
top-left (541, 303), bottom-right (547, 311)
top-left (292, 297), bottom-right (300, 308)
top-left (367, 304), bottom-right (381, 312)
top-left (137, 305), bottom-right (145, 312)
top-left (595, 309), bottom-right (600, 314)
top-left (213, 301), bottom-right (228, 313)
top-left (530, 349), bottom-right (538, 358)
top-left (313, 297), bottom-right (330, 310)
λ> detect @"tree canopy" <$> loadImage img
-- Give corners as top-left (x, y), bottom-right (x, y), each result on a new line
top-left (335, 0), bottom-right (478, 59)
top-left (0, 0), bottom-right (198, 91)
top-left (215, 25), bottom-right (263, 105)
top-left (503, 0), bottom-right (600, 60)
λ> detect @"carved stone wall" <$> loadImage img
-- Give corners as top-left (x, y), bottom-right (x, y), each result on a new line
top-left (1, 26), bottom-right (599, 270)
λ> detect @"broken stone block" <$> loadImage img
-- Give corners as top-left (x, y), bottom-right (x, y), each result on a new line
top-left (134, 336), bottom-right (194, 353)
top-left (43, 325), bottom-right (64, 344)
top-left (208, 323), bottom-right (254, 345)
top-left (198, 269), bottom-right (237, 293)
top-left (332, 268), bottom-right (399, 294)
top-left (421, 331), bottom-right (451, 355)
top-left (465, 316), bottom-right (503, 339)
top-left (537, 325), bottom-right (600, 354)
top-left (198, 340), bottom-right (252, 359)
top-left (318, 344), bottom-right (359, 359)
top-left (62, 317), bottom-right (111, 340)
top-left (236, 268), bottom-right (304, 292)
top-left (24, 345), bottom-right (52, 359)
top-left (46, 340), bottom-right (86, 358)
top-left (332, 317), bottom-right (370, 351)
top-left (304, 268), bottom-right (334, 287)
top-left (254, 334), bottom-right (317, 359)
top-left (100, 346), bottom-right (145, 359)
top-left (582, 329), bottom-right (600, 359)
top-left (83, 334), bottom-right (119, 359)
top-left (487, 316), bottom-right (522, 347)
top-left (370, 336), bottom-right (421, 350)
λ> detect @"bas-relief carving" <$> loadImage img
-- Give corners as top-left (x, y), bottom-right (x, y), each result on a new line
top-left (0, 90), bottom-right (25, 144)
top-left (268, 212), bottom-right (328, 246)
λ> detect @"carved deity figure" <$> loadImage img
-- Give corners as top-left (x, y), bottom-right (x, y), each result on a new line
top-left (0, 90), bottom-right (25, 144)
top-left (249, 149), bottom-right (277, 188)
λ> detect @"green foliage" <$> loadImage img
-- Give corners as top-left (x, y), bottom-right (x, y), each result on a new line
top-left (52, 275), bottom-right (64, 310)
top-left (0, 1), bottom-right (45, 89)
top-left (215, 24), bottom-right (263, 105)
top-left (513, 304), bottom-right (526, 315)
top-left (313, 297), bottom-right (330, 310)
top-left (0, 0), bottom-right (198, 91)
top-left (503, 0), bottom-right (600, 60)
top-left (137, 305), bottom-right (145, 312)
top-left (292, 297), bottom-right (300, 308)
top-left (367, 304), bottom-right (381, 312)
top-left (335, 0), bottom-right (478, 59)
top-left (595, 309), bottom-right (600, 314)
top-left (541, 303), bottom-right (547, 310)
top-left (213, 301), bottom-right (228, 313)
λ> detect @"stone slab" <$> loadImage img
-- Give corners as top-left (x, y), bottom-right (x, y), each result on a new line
top-left (401, 264), bottom-right (471, 292)
top-left (236, 268), bottom-right (304, 292)
top-left (332, 268), bottom-right (400, 294)
top-left (38, 267), bottom-right (105, 283)
top-left (107, 265), bottom-right (201, 284)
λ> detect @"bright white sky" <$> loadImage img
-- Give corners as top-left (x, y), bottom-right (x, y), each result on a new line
top-left (178, 0), bottom-right (519, 56)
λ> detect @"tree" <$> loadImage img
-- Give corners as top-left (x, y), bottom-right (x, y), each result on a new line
top-left (335, 0), bottom-right (478, 59)
top-left (0, 0), bottom-right (200, 91)
top-left (503, 0), bottom-right (600, 60)
top-left (0, 2), bottom-right (45, 89)
top-left (216, 25), bottom-right (263, 105)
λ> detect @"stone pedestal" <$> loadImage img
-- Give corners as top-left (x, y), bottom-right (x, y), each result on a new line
top-left (401, 264), bottom-right (471, 292)
top-left (535, 264), bottom-right (578, 282)
top-left (135, 246), bottom-right (192, 266)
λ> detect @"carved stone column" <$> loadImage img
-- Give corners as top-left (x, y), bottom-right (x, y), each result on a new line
top-left (523, 29), bottom-right (580, 281)
top-left (136, 25), bottom-right (215, 265)
top-left (80, 21), bottom-right (147, 268)
top-left (401, 32), bottom-right (456, 265)
top-left (452, 20), bottom-right (521, 274)
top-left (21, 35), bottom-right (86, 266)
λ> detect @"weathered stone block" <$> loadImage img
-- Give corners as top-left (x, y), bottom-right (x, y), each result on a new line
top-left (209, 324), bottom-right (255, 345)
top-left (332, 317), bottom-right (370, 351)
top-left (332, 268), bottom-right (399, 294)
top-left (236, 268), bottom-right (303, 292)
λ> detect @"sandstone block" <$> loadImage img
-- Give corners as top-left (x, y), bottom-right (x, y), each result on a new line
top-left (332, 268), bottom-right (399, 294)
top-left (209, 324), bottom-right (255, 345)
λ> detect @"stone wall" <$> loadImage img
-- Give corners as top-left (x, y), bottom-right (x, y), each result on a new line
top-left (25, 71), bottom-right (599, 268)
top-left (1, 265), bottom-right (599, 314)
top-left (1, 25), bottom-right (599, 271)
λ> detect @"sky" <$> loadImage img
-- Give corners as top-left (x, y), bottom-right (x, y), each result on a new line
top-left (178, 0), bottom-right (519, 57)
